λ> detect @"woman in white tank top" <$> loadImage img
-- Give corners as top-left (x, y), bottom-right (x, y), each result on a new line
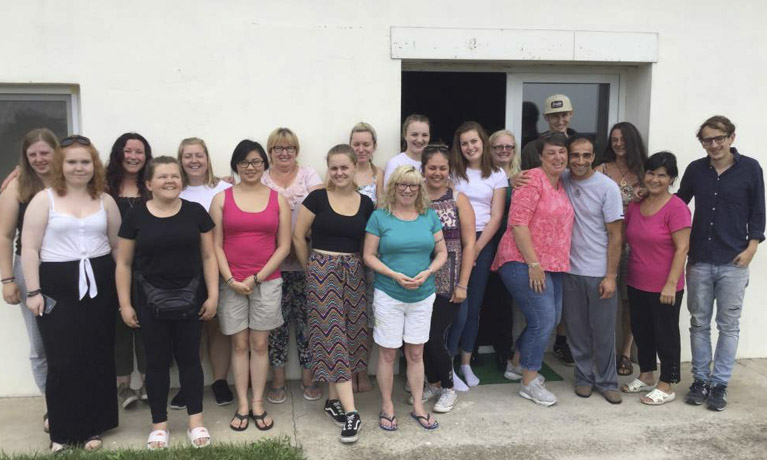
top-left (21, 135), bottom-right (121, 453)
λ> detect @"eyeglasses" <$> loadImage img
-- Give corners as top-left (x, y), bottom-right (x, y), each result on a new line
top-left (395, 183), bottom-right (420, 191)
top-left (492, 144), bottom-right (516, 152)
top-left (238, 159), bottom-right (265, 169)
top-left (60, 135), bottom-right (91, 147)
top-left (272, 146), bottom-right (297, 154)
top-left (700, 135), bottom-right (729, 146)
top-left (568, 152), bottom-right (594, 160)
top-left (423, 144), bottom-right (449, 154)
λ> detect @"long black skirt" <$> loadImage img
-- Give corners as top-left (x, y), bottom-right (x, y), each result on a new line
top-left (37, 254), bottom-right (119, 445)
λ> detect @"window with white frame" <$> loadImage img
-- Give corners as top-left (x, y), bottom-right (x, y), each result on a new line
top-left (0, 86), bottom-right (79, 180)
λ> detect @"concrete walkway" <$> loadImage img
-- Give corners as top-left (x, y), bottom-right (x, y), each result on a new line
top-left (1, 356), bottom-right (766, 459)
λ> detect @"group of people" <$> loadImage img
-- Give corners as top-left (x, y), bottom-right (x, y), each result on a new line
top-left (0, 94), bottom-right (762, 451)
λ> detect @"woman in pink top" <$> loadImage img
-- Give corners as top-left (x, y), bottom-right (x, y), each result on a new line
top-left (622, 151), bottom-right (690, 406)
top-left (210, 140), bottom-right (291, 431)
top-left (492, 132), bottom-right (574, 407)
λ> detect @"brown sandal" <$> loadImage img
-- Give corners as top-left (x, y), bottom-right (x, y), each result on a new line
top-left (617, 355), bottom-right (634, 376)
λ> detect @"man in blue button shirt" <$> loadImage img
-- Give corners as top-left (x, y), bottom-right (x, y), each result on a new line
top-left (677, 115), bottom-right (765, 411)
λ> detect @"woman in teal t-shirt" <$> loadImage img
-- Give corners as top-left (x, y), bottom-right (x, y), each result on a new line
top-left (363, 165), bottom-right (447, 431)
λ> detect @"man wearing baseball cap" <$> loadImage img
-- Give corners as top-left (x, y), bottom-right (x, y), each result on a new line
top-left (520, 94), bottom-right (576, 171)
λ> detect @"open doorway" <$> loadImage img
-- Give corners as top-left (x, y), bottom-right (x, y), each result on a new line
top-left (400, 71), bottom-right (506, 147)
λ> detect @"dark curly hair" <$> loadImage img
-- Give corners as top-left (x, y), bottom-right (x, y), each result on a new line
top-left (105, 132), bottom-right (153, 199)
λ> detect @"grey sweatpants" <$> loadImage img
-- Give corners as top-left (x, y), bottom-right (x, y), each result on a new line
top-left (562, 273), bottom-right (619, 391)
top-left (15, 256), bottom-right (47, 393)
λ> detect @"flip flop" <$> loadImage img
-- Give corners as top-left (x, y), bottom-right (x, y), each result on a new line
top-left (266, 386), bottom-right (287, 404)
top-left (617, 355), bottom-right (634, 376)
top-left (301, 383), bottom-right (322, 401)
top-left (410, 411), bottom-right (439, 430)
top-left (378, 411), bottom-right (398, 431)
top-left (84, 435), bottom-right (102, 451)
top-left (230, 412), bottom-right (249, 432)
top-left (250, 411), bottom-right (274, 431)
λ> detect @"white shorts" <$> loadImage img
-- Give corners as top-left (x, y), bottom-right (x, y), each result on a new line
top-left (373, 288), bottom-right (435, 348)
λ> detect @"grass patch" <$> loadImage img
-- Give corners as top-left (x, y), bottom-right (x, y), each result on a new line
top-left (0, 437), bottom-right (303, 460)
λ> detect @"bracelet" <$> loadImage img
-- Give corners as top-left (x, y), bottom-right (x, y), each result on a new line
top-left (225, 277), bottom-right (234, 286)
top-left (528, 262), bottom-right (541, 268)
top-left (27, 289), bottom-right (42, 297)
top-left (455, 284), bottom-right (468, 290)
top-left (253, 274), bottom-right (261, 285)
top-left (1, 277), bottom-right (15, 284)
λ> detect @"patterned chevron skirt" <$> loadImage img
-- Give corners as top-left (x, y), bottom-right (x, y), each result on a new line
top-left (306, 251), bottom-right (370, 383)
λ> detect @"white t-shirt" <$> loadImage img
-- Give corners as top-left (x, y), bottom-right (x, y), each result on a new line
top-left (384, 152), bottom-right (422, 188)
top-left (453, 168), bottom-right (508, 232)
top-left (180, 181), bottom-right (232, 212)
top-left (562, 170), bottom-right (624, 277)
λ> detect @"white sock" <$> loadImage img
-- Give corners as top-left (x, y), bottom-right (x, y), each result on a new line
top-left (452, 368), bottom-right (470, 392)
top-left (461, 364), bottom-right (480, 387)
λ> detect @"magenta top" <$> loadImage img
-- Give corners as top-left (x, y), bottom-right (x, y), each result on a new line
top-left (625, 195), bottom-right (691, 292)
top-left (222, 187), bottom-right (281, 281)
top-left (492, 167), bottom-right (574, 272)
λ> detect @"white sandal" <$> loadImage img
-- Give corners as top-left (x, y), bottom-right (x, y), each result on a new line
top-left (621, 378), bottom-right (655, 393)
top-left (187, 426), bottom-right (211, 448)
top-left (146, 429), bottom-right (169, 450)
top-left (641, 388), bottom-right (676, 405)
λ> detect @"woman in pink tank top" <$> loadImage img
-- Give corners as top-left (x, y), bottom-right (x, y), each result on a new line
top-left (209, 140), bottom-right (291, 431)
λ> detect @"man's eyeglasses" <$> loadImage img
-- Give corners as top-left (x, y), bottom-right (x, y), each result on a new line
top-left (238, 159), bottom-right (265, 169)
top-left (492, 144), bottom-right (516, 152)
top-left (700, 135), bottom-right (729, 146)
top-left (272, 146), bottom-right (297, 154)
top-left (60, 135), bottom-right (91, 147)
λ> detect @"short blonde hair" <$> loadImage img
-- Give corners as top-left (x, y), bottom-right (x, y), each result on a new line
top-left (177, 137), bottom-right (219, 187)
top-left (266, 127), bottom-right (300, 156)
top-left (382, 165), bottom-right (430, 215)
top-left (489, 129), bottom-right (521, 177)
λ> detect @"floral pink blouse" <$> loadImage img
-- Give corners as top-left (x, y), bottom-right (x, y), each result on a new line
top-left (492, 167), bottom-right (574, 272)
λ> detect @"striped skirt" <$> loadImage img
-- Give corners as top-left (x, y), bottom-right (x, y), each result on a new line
top-left (306, 252), bottom-right (369, 383)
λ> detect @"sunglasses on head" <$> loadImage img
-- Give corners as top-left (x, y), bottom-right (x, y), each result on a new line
top-left (423, 144), bottom-right (449, 154)
top-left (60, 135), bottom-right (92, 147)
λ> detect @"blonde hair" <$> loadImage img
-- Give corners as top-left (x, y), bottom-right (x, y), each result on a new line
top-left (51, 142), bottom-right (106, 199)
top-left (489, 129), bottom-right (521, 177)
top-left (266, 127), bottom-right (300, 156)
top-left (349, 121), bottom-right (378, 175)
top-left (176, 137), bottom-right (220, 187)
top-left (325, 144), bottom-right (359, 191)
top-left (382, 165), bottom-right (430, 215)
top-left (18, 128), bottom-right (59, 203)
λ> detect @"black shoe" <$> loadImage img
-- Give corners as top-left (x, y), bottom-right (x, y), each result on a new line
top-left (707, 384), bottom-right (727, 411)
top-left (553, 342), bottom-right (575, 366)
top-left (323, 399), bottom-right (345, 427)
top-left (684, 379), bottom-right (710, 405)
top-left (341, 411), bottom-right (361, 443)
top-left (212, 379), bottom-right (234, 406)
top-left (169, 389), bottom-right (186, 410)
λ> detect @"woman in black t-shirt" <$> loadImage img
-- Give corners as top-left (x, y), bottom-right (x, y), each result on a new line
top-left (115, 156), bottom-right (219, 450)
top-left (293, 145), bottom-right (374, 443)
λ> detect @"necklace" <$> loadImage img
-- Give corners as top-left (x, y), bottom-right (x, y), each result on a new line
top-left (614, 163), bottom-right (631, 187)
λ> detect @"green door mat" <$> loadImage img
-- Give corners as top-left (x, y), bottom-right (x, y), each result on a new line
top-left (400, 352), bottom-right (563, 385)
top-left (464, 353), bottom-right (563, 385)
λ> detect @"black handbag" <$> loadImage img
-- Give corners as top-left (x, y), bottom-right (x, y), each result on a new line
top-left (135, 272), bottom-right (199, 320)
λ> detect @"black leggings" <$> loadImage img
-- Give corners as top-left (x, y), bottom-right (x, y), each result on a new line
top-left (136, 307), bottom-right (203, 424)
top-left (424, 295), bottom-right (461, 389)
top-left (627, 286), bottom-right (683, 384)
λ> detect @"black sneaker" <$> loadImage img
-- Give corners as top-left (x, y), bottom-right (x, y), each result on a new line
top-left (684, 379), bottom-right (710, 406)
top-left (323, 399), bottom-right (345, 427)
top-left (553, 342), bottom-right (575, 366)
top-left (340, 411), bottom-right (361, 443)
top-left (212, 379), bottom-right (234, 406)
top-left (707, 384), bottom-right (727, 411)
top-left (169, 389), bottom-right (186, 410)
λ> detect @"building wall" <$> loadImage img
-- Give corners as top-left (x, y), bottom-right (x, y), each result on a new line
top-left (0, 0), bottom-right (765, 396)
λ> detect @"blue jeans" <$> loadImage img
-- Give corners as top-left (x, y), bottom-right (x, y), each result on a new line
top-left (498, 262), bottom-right (562, 371)
top-left (687, 262), bottom-right (749, 387)
top-left (447, 232), bottom-right (497, 356)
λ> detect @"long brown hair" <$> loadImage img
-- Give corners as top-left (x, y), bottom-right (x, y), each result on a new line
top-left (51, 142), bottom-right (106, 199)
top-left (17, 128), bottom-right (59, 203)
top-left (451, 121), bottom-right (498, 181)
